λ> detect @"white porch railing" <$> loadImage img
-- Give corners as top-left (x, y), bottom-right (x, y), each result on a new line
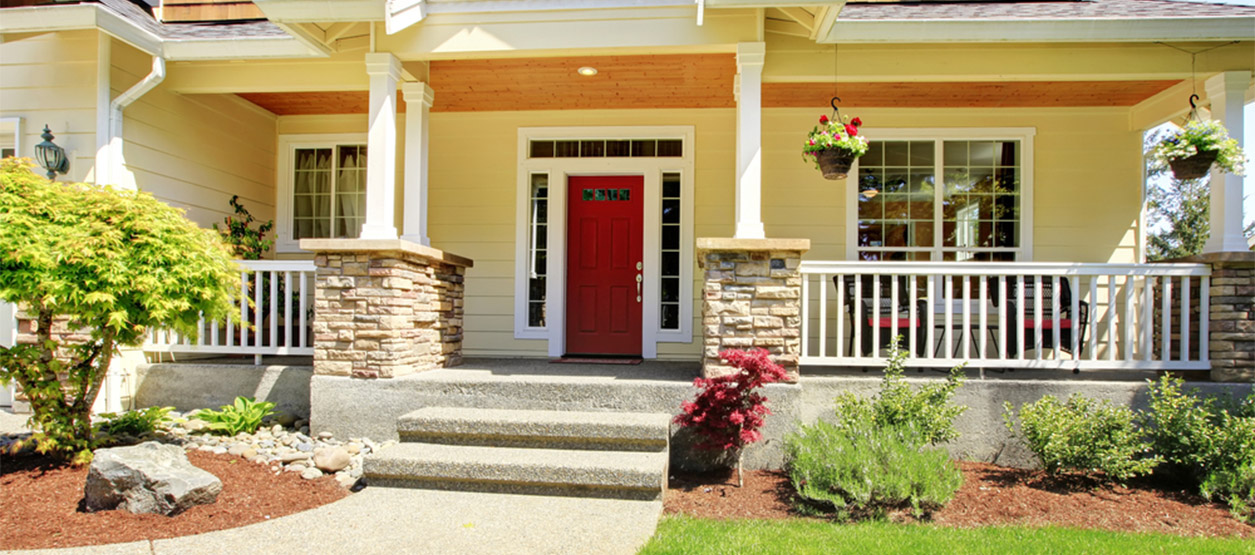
top-left (146, 260), bottom-right (317, 362)
top-left (799, 261), bottom-right (1211, 372)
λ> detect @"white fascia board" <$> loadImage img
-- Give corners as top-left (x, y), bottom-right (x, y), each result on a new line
top-left (703, 0), bottom-right (833, 6)
top-left (0, 5), bottom-right (162, 55)
top-left (252, 0), bottom-right (385, 22)
top-left (163, 37), bottom-right (327, 60)
top-left (823, 17), bottom-right (1255, 43)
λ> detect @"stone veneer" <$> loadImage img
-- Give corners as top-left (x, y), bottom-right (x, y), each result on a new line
top-left (1189, 252), bottom-right (1254, 382)
top-left (302, 239), bottom-right (473, 379)
top-left (696, 238), bottom-right (810, 382)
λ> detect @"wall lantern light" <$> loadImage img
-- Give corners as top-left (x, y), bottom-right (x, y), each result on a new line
top-left (34, 125), bottom-right (68, 180)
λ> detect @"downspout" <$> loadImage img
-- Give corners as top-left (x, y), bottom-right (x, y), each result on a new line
top-left (107, 55), bottom-right (165, 189)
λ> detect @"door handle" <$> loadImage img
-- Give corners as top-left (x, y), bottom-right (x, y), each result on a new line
top-left (636, 273), bottom-right (643, 302)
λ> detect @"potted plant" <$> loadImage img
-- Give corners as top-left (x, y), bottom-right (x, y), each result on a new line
top-left (803, 113), bottom-right (869, 180)
top-left (1150, 120), bottom-right (1247, 180)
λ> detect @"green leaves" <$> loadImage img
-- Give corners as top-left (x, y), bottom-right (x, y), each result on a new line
top-left (1149, 120), bottom-right (1247, 176)
top-left (1004, 394), bottom-right (1160, 482)
top-left (0, 159), bottom-right (241, 460)
top-left (194, 396), bottom-right (276, 436)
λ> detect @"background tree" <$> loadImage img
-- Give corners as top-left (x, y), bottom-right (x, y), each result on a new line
top-left (0, 159), bottom-right (240, 463)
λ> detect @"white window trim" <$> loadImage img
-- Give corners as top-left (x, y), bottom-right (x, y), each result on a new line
top-left (276, 133), bottom-right (368, 253)
top-left (0, 116), bottom-right (23, 158)
top-left (514, 126), bottom-right (696, 359)
top-left (845, 127), bottom-right (1036, 262)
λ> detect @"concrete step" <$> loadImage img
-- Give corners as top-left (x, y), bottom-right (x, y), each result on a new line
top-left (396, 407), bottom-right (671, 451)
top-left (364, 442), bottom-right (668, 500)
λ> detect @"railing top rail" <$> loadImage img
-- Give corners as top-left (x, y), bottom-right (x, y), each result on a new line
top-left (236, 259), bottom-right (318, 272)
top-left (798, 261), bottom-right (1211, 277)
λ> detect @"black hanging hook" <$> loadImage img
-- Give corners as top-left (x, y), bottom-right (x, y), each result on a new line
top-left (1189, 94), bottom-right (1199, 110)
top-left (1185, 93), bottom-right (1202, 123)
top-left (830, 96), bottom-right (843, 124)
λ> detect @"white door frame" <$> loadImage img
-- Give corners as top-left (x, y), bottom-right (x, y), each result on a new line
top-left (513, 126), bottom-right (696, 358)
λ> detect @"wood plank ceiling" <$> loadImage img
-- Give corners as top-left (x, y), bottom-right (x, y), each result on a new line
top-left (235, 54), bottom-right (1179, 115)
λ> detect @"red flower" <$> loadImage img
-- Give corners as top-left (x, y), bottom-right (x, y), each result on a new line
top-left (851, 117), bottom-right (862, 127)
top-left (819, 114), bottom-right (829, 124)
top-left (845, 124), bottom-right (859, 137)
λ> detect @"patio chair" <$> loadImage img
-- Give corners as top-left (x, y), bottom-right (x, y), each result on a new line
top-left (835, 274), bottom-right (931, 358)
top-left (990, 275), bottom-right (1090, 365)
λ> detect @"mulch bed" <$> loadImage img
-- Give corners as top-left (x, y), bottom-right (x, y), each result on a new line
top-left (666, 461), bottom-right (1255, 538)
top-left (0, 449), bottom-right (349, 550)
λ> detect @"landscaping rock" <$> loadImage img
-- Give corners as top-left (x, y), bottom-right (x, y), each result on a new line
top-left (301, 467), bottom-right (323, 480)
top-left (84, 442), bottom-right (222, 516)
top-left (313, 447), bottom-right (351, 473)
top-left (183, 420), bottom-right (208, 432)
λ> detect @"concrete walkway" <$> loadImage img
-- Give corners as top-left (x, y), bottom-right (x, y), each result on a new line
top-left (4, 487), bottom-right (662, 555)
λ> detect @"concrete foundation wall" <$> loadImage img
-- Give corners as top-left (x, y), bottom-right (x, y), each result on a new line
top-left (310, 370), bottom-right (1251, 471)
top-left (135, 363), bottom-right (312, 418)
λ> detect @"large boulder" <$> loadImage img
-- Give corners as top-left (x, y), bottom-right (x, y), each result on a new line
top-left (84, 442), bottom-right (222, 516)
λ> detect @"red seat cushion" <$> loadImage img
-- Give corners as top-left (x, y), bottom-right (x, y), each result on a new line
top-left (868, 317), bottom-right (922, 327)
top-left (1024, 319), bottom-right (1073, 329)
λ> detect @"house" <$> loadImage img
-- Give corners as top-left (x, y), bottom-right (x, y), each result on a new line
top-left (1, 0), bottom-right (1252, 424)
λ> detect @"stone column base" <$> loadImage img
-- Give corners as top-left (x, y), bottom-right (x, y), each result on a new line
top-left (696, 238), bottom-right (810, 383)
top-left (303, 239), bottom-right (473, 379)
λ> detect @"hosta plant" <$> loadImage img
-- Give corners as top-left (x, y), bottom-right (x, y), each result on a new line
top-left (94, 406), bottom-right (174, 441)
top-left (194, 396), bottom-right (276, 436)
top-left (674, 348), bottom-right (788, 486)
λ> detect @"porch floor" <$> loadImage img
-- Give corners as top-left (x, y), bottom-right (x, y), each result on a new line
top-left (154, 355), bottom-right (1205, 383)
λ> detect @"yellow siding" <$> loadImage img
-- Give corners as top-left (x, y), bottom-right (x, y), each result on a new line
top-left (111, 41), bottom-right (277, 230)
top-left (0, 30), bottom-right (100, 182)
top-left (270, 105), bottom-right (1143, 360)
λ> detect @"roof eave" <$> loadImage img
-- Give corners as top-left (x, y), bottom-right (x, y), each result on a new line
top-left (823, 17), bottom-right (1255, 43)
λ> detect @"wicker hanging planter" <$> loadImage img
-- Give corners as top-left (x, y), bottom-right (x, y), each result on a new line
top-left (1167, 150), bottom-right (1218, 180)
top-left (816, 148), bottom-right (856, 180)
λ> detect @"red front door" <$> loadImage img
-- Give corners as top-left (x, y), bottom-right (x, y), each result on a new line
top-left (565, 176), bottom-right (644, 356)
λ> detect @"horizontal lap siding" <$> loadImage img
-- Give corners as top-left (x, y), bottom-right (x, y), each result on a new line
top-left (0, 30), bottom-right (98, 182)
top-left (113, 41), bottom-right (276, 230)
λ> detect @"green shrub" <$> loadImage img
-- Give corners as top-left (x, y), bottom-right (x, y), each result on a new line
top-left (94, 406), bottom-right (173, 439)
top-left (831, 342), bottom-right (967, 446)
top-left (0, 159), bottom-right (240, 463)
top-left (786, 419), bottom-right (963, 520)
top-left (1004, 394), bottom-right (1159, 482)
top-left (1201, 457), bottom-right (1255, 524)
top-left (194, 396), bottom-right (275, 436)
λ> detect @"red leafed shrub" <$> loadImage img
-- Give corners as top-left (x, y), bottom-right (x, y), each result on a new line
top-left (675, 348), bottom-right (788, 454)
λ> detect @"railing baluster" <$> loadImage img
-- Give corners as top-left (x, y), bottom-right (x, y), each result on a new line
top-left (1199, 276), bottom-right (1210, 364)
top-left (872, 274), bottom-right (881, 360)
top-left (1069, 276), bottom-right (1079, 361)
top-left (1016, 275), bottom-right (1025, 361)
top-left (926, 275), bottom-right (936, 359)
top-left (1107, 275), bottom-right (1117, 361)
top-left (979, 276), bottom-right (988, 361)
top-left (891, 274), bottom-right (900, 351)
top-left (284, 271), bottom-right (293, 350)
top-left (1087, 275), bottom-right (1097, 361)
top-left (1034, 275), bottom-right (1044, 360)
top-left (961, 275), bottom-right (971, 360)
top-left (944, 276), bottom-right (953, 359)
top-left (1161, 276), bottom-right (1171, 362)
top-left (817, 275), bottom-right (826, 358)
top-left (998, 276), bottom-right (1007, 360)
top-left (801, 275), bottom-right (810, 358)
top-left (270, 269), bottom-right (279, 349)
top-left (299, 270), bottom-right (309, 349)
top-left (1143, 275), bottom-right (1154, 362)
top-left (835, 275), bottom-right (845, 359)
top-left (1182, 277), bottom-right (1192, 362)
top-left (1051, 276), bottom-right (1061, 359)
top-left (908, 275), bottom-right (917, 360)
top-left (853, 275), bottom-right (863, 360)
top-left (1123, 276), bottom-right (1135, 362)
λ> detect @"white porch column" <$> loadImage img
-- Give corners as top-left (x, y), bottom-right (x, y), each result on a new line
top-left (734, 42), bottom-right (766, 239)
top-left (360, 53), bottom-right (402, 240)
top-left (1203, 70), bottom-right (1250, 253)
top-left (401, 81), bottom-right (434, 246)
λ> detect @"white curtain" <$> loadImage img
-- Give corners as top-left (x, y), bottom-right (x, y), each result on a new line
top-left (337, 150), bottom-right (364, 238)
top-left (293, 149), bottom-right (332, 239)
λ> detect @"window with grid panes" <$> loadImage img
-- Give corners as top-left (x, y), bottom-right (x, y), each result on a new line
top-left (525, 174), bottom-right (549, 327)
top-left (856, 139), bottom-right (1021, 261)
top-left (291, 144), bottom-right (367, 240)
top-left (659, 173), bottom-right (682, 330)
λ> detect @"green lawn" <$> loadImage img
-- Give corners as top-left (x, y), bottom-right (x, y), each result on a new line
top-left (639, 516), bottom-right (1255, 555)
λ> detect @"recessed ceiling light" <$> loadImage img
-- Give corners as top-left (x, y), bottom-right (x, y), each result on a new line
top-left (577, 66), bottom-right (598, 76)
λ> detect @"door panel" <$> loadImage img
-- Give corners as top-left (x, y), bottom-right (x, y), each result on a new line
top-left (566, 176), bottom-right (644, 355)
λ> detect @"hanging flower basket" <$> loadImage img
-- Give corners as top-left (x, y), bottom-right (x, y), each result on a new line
top-left (803, 100), bottom-right (869, 181)
top-left (815, 148), bottom-right (857, 180)
top-left (1167, 149), bottom-right (1219, 180)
